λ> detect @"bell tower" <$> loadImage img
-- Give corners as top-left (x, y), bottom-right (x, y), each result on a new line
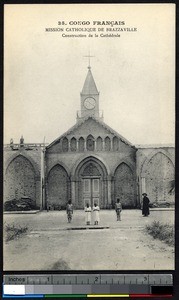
top-left (77, 62), bottom-right (103, 122)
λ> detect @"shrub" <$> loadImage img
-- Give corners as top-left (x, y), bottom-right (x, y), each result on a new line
top-left (145, 221), bottom-right (174, 246)
top-left (4, 198), bottom-right (39, 211)
top-left (4, 223), bottom-right (28, 242)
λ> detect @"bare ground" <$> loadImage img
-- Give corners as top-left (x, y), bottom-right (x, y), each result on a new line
top-left (3, 209), bottom-right (174, 270)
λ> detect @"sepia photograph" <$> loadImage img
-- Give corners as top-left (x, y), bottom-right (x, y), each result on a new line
top-left (3, 4), bottom-right (175, 271)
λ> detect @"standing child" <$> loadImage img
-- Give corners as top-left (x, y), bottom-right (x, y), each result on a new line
top-left (66, 200), bottom-right (73, 223)
top-left (115, 198), bottom-right (122, 221)
top-left (93, 203), bottom-right (100, 225)
top-left (85, 203), bottom-right (92, 225)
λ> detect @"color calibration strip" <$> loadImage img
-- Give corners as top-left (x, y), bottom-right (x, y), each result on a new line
top-left (3, 294), bottom-right (173, 298)
top-left (3, 284), bottom-right (173, 294)
top-left (3, 285), bottom-right (173, 298)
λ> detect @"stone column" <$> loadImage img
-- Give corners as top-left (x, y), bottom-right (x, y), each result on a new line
top-left (111, 176), bottom-right (115, 206)
top-left (84, 139), bottom-right (87, 151)
top-left (102, 139), bottom-right (105, 151)
top-left (35, 177), bottom-right (42, 209)
top-left (110, 138), bottom-right (113, 151)
top-left (76, 139), bottom-right (79, 151)
top-left (107, 176), bottom-right (112, 205)
top-left (71, 180), bottom-right (76, 206)
top-left (68, 140), bottom-right (71, 152)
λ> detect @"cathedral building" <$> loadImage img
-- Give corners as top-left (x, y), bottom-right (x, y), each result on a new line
top-left (4, 66), bottom-right (175, 210)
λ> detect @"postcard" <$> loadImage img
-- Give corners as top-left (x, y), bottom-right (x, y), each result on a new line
top-left (4, 4), bottom-right (175, 271)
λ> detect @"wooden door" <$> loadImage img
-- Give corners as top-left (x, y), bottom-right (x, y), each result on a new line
top-left (92, 178), bottom-right (100, 207)
top-left (83, 179), bottom-right (91, 208)
top-left (83, 178), bottom-right (100, 208)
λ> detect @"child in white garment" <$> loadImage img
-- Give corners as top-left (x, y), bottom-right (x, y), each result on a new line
top-left (85, 203), bottom-right (92, 225)
top-left (93, 203), bottom-right (100, 225)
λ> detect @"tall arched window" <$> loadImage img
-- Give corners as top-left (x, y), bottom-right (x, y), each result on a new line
top-left (79, 137), bottom-right (84, 151)
top-left (96, 137), bottom-right (103, 151)
top-left (87, 135), bottom-right (94, 151)
top-left (105, 136), bottom-right (111, 151)
top-left (70, 137), bottom-right (77, 152)
top-left (62, 137), bottom-right (68, 152)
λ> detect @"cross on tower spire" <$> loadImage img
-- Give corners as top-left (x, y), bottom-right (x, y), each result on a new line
top-left (84, 51), bottom-right (95, 69)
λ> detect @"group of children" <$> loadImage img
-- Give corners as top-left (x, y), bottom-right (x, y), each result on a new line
top-left (66, 201), bottom-right (100, 225)
top-left (66, 198), bottom-right (122, 224)
top-left (85, 203), bottom-right (100, 225)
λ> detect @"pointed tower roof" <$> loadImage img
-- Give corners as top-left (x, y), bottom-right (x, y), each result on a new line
top-left (81, 67), bottom-right (99, 95)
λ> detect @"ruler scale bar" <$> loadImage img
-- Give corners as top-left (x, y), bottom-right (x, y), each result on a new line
top-left (4, 274), bottom-right (173, 285)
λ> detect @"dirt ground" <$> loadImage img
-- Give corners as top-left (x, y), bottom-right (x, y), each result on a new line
top-left (3, 209), bottom-right (174, 271)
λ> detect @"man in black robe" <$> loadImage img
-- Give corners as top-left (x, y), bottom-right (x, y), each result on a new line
top-left (142, 193), bottom-right (150, 217)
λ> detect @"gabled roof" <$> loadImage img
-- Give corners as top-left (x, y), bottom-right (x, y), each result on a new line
top-left (46, 116), bottom-right (135, 149)
top-left (81, 67), bottom-right (99, 95)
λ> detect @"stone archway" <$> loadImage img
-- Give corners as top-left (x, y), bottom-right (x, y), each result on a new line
top-left (141, 152), bottom-right (174, 203)
top-left (114, 162), bottom-right (136, 208)
top-left (47, 164), bottom-right (70, 209)
top-left (74, 156), bottom-right (108, 209)
top-left (4, 155), bottom-right (36, 204)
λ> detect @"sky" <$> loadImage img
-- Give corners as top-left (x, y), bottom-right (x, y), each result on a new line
top-left (4, 4), bottom-right (175, 145)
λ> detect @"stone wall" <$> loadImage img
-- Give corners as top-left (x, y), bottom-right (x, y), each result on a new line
top-left (4, 141), bottom-right (174, 210)
top-left (4, 145), bottom-right (44, 209)
top-left (136, 146), bottom-right (175, 205)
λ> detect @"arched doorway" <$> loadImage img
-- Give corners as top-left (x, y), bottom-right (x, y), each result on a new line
top-left (47, 164), bottom-right (69, 209)
top-left (114, 162), bottom-right (136, 207)
top-left (75, 157), bottom-right (108, 209)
